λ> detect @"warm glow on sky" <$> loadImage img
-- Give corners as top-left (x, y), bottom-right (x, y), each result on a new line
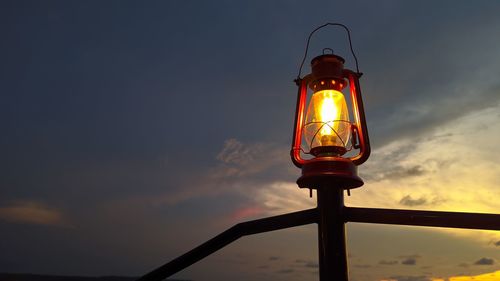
top-left (431, 270), bottom-right (500, 281)
top-left (255, 104), bottom-right (500, 242)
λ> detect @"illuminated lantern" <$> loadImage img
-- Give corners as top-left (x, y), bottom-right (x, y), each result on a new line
top-left (291, 45), bottom-right (370, 190)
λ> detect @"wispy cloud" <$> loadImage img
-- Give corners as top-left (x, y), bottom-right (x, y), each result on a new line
top-left (399, 194), bottom-right (446, 207)
top-left (397, 255), bottom-right (421, 266)
top-left (254, 181), bottom-right (315, 215)
top-left (399, 195), bottom-right (427, 207)
top-left (379, 260), bottom-right (399, 265)
top-left (401, 258), bottom-right (417, 266)
top-left (372, 77), bottom-right (500, 149)
top-left (214, 138), bottom-right (290, 179)
top-left (347, 104), bottom-right (500, 244)
top-left (276, 268), bottom-right (294, 274)
top-left (473, 257), bottom-right (495, 266)
top-left (151, 138), bottom-right (293, 207)
top-left (294, 259), bottom-right (318, 269)
top-left (381, 275), bottom-right (430, 281)
top-left (0, 201), bottom-right (67, 226)
top-left (229, 206), bottom-right (265, 220)
top-left (353, 264), bottom-right (372, 268)
top-left (216, 138), bottom-right (262, 166)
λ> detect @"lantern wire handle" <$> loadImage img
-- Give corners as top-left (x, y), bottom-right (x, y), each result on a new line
top-left (296, 23), bottom-right (360, 80)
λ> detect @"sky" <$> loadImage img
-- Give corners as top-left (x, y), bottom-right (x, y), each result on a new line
top-left (1, 1), bottom-right (500, 281)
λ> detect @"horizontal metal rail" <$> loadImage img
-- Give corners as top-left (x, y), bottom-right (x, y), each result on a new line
top-left (345, 207), bottom-right (500, 230)
top-left (138, 205), bottom-right (500, 281)
top-left (137, 208), bottom-right (318, 281)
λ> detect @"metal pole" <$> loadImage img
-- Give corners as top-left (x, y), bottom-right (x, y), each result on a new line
top-left (317, 188), bottom-right (348, 281)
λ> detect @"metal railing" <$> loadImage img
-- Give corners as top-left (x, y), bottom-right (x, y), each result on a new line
top-left (138, 195), bottom-right (500, 281)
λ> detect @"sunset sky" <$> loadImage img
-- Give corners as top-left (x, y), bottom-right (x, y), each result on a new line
top-left (1, 1), bottom-right (499, 281)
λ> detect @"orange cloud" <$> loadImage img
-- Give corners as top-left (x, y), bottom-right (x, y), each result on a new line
top-left (431, 270), bottom-right (500, 281)
top-left (0, 201), bottom-right (67, 226)
top-left (230, 206), bottom-right (265, 220)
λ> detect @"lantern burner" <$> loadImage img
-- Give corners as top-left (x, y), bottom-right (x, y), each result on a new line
top-left (310, 145), bottom-right (347, 157)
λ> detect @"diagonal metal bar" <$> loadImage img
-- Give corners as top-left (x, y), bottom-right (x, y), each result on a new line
top-left (345, 207), bottom-right (500, 230)
top-left (137, 208), bottom-right (318, 281)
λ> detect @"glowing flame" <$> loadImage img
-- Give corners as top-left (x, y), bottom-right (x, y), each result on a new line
top-left (319, 92), bottom-right (338, 136)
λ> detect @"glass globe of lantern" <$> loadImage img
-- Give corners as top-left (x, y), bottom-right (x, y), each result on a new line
top-left (304, 87), bottom-right (351, 156)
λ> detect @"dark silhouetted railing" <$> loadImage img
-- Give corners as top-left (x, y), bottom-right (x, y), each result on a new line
top-left (138, 202), bottom-right (500, 281)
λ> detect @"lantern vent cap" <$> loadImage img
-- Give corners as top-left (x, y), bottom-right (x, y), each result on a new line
top-left (311, 54), bottom-right (345, 66)
top-left (310, 54), bottom-right (346, 84)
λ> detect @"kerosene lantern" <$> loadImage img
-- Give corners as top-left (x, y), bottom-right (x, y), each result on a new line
top-left (291, 25), bottom-right (370, 190)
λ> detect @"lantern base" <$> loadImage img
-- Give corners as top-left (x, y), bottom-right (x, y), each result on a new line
top-left (297, 157), bottom-right (363, 190)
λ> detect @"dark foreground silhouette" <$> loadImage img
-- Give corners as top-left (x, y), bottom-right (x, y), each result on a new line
top-left (0, 273), bottom-right (189, 281)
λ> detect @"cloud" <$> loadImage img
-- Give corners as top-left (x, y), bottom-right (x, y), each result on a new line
top-left (398, 255), bottom-right (420, 266)
top-left (399, 254), bottom-right (421, 259)
top-left (304, 262), bottom-right (319, 268)
top-left (254, 181), bottom-right (315, 215)
top-left (354, 264), bottom-right (372, 268)
top-left (139, 103), bottom-right (500, 281)
top-left (294, 259), bottom-right (318, 269)
top-left (495, 240), bottom-right (500, 247)
top-left (0, 201), bottom-right (67, 226)
top-left (399, 195), bottom-right (427, 207)
top-left (382, 275), bottom-right (430, 281)
top-left (230, 206), bottom-right (265, 220)
top-left (216, 138), bottom-right (261, 166)
top-left (347, 104), bottom-right (500, 244)
top-left (379, 165), bottom-right (428, 182)
top-left (372, 79), bottom-right (500, 149)
top-left (401, 258), bottom-right (417, 265)
top-left (379, 260), bottom-right (399, 265)
top-left (214, 138), bottom-right (290, 178)
top-left (473, 257), bottom-right (495, 265)
top-left (276, 268), bottom-right (294, 274)
top-left (420, 265), bottom-right (432, 270)
top-left (152, 138), bottom-right (294, 207)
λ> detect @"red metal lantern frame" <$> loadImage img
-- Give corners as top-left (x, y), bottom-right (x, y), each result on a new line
top-left (291, 24), bottom-right (371, 190)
